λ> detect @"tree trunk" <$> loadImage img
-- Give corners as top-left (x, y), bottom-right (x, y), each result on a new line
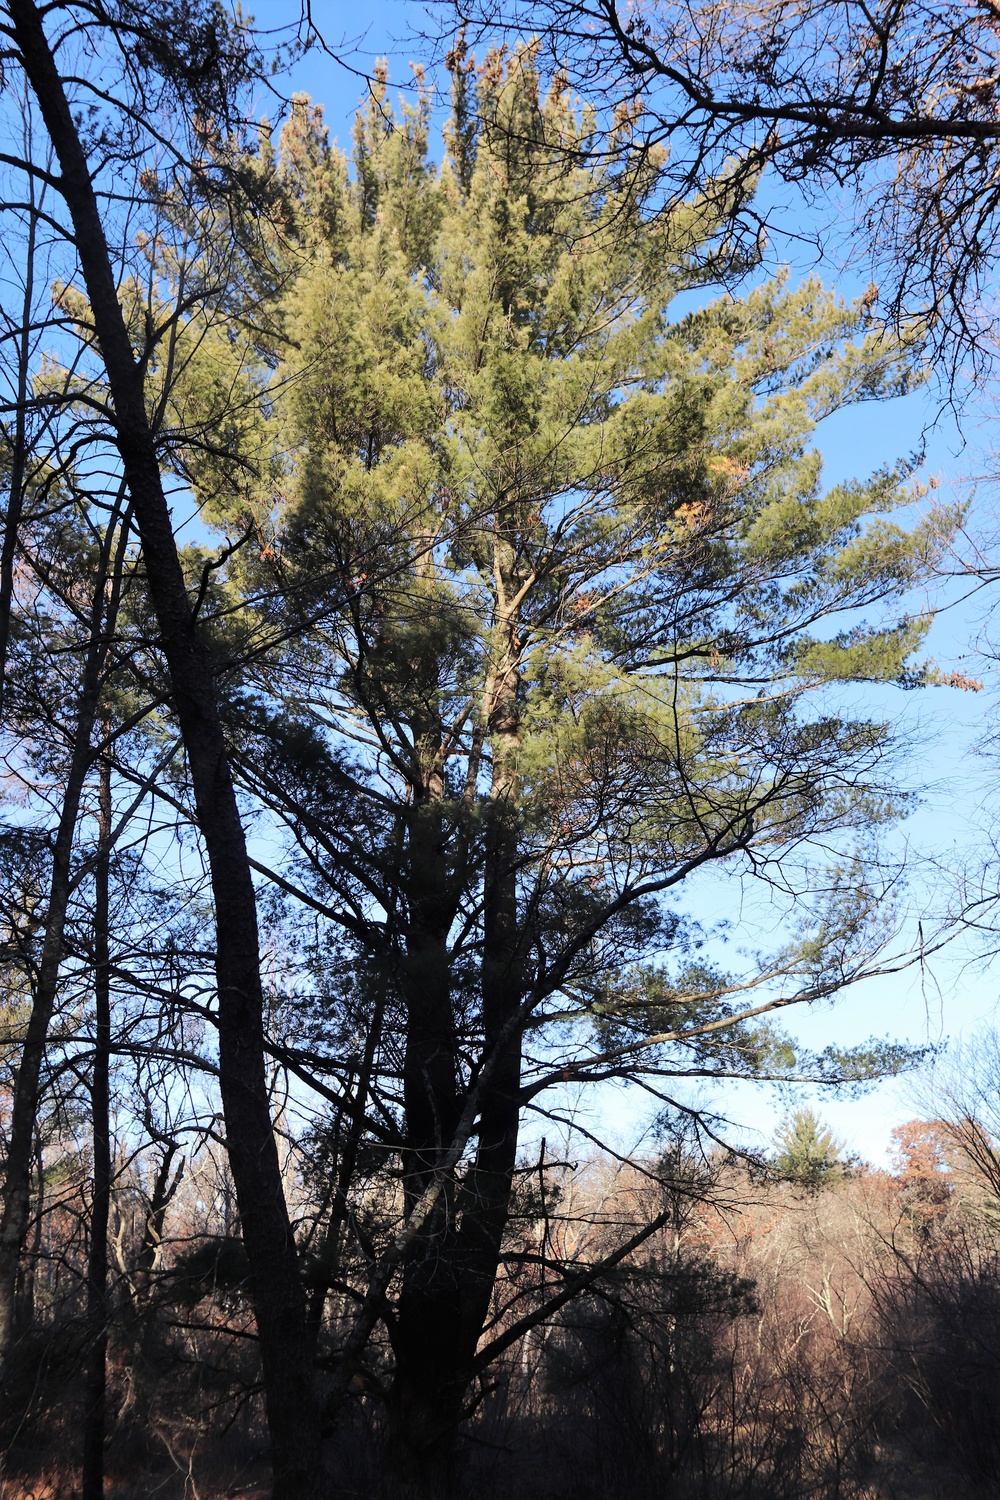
top-left (380, 1372), bottom-right (467, 1500)
top-left (461, 561), bottom-right (525, 1317)
top-left (12, 1143), bottom-right (42, 1339)
top-left (383, 553), bottom-right (526, 1492)
top-left (82, 751), bottom-right (112, 1500)
top-left (0, 167), bottom-right (38, 710)
top-left (0, 510), bottom-right (121, 1380)
top-left (5, 6), bottom-right (323, 1493)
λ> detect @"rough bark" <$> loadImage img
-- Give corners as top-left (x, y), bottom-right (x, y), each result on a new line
top-left (381, 545), bottom-right (526, 1499)
top-left (460, 552), bottom-right (526, 1325)
top-left (381, 1374), bottom-right (467, 1500)
top-left (3, 5), bottom-right (323, 1493)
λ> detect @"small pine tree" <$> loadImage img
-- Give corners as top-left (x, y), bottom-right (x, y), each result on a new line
top-left (772, 1108), bottom-right (846, 1190)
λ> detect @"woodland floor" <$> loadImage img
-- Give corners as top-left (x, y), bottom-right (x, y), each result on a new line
top-left (0, 1452), bottom-right (986, 1500)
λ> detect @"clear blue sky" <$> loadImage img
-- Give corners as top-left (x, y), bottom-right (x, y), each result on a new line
top-left (242, 0), bottom-right (1000, 1165)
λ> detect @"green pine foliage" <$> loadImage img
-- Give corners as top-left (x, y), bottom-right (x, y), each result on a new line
top-left (163, 44), bottom-right (958, 1091)
top-left (772, 1108), bottom-right (849, 1189)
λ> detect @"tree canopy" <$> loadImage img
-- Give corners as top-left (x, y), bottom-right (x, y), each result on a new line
top-left (131, 47), bottom-right (957, 1490)
top-left (443, 0), bottom-right (1000, 374)
top-left (0, 15), bottom-right (971, 1498)
top-left (772, 1107), bottom-right (848, 1189)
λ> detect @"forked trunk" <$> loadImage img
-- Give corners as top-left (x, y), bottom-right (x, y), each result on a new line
top-left (382, 549), bottom-right (527, 1497)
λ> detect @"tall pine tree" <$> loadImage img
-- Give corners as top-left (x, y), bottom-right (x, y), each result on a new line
top-left (165, 48), bottom-right (959, 1497)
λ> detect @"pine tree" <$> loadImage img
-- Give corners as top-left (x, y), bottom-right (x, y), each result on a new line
top-left (163, 47), bottom-right (960, 1495)
top-left (773, 1108), bottom-right (847, 1190)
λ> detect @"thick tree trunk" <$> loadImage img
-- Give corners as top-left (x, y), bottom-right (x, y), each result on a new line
top-left (384, 561), bottom-right (526, 1493)
top-left (380, 1372), bottom-right (467, 1500)
top-left (12, 1141), bottom-right (42, 1340)
top-left (381, 696), bottom-right (469, 1493)
top-left (5, 6), bottom-right (323, 1493)
top-left (463, 574), bottom-right (525, 1309)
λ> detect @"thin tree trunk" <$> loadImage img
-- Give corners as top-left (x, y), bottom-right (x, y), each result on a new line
top-left (306, 981), bottom-right (386, 1342)
top-left (12, 1140), bottom-right (42, 1338)
top-left (82, 749), bottom-right (112, 1500)
top-left (5, 8), bottom-right (322, 1493)
top-left (0, 151), bottom-right (38, 711)
top-left (0, 500), bottom-right (125, 1375)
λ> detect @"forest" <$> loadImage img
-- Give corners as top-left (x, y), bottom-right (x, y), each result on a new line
top-left (2, 0), bottom-right (1000, 1496)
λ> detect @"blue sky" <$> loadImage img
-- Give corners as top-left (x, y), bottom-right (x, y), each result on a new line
top-left (238, 0), bottom-right (1000, 1164)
